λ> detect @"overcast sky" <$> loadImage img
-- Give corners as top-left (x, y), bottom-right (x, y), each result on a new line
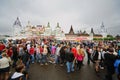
top-left (0, 0), bottom-right (120, 36)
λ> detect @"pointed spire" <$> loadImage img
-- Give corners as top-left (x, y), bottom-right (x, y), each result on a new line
top-left (83, 30), bottom-right (87, 34)
top-left (13, 17), bottom-right (22, 27)
top-left (57, 22), bottom-right (59, 27)
top-left (101, 22), bottom-right (104, 28)
top-left (79, 30), bottom-right (82, 34)
top-left (28, 21), bottom-right (30, 25)
top-left (100, 22), bottom-right (107, 33)
top-left (90, 28), bottom-right (94, 34)
top-left (27, 21), bottom-right (31, 27)
top-left (47, 22), bottom-right (50, 27)
top-left (69, 25), bottom-right (74, 34)
top-left (17, 17), bottom-right (19, 20)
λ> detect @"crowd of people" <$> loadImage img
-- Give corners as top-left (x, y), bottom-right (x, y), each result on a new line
top-left (0, 38), bottom-right (120, 80)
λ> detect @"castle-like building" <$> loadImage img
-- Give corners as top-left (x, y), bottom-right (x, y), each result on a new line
top-left (65, 25), bottom-right (103, 41)
top-left (12, 17), bottom-right (107, 41)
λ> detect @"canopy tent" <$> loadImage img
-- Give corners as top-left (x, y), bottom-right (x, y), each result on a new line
top-left (76, 37), bottom-right (90, 41)
top-left (6, 36), bottom-right (27, 40)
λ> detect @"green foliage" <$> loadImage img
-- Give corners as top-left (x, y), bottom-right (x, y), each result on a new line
top-left (107, 35), bottom-right (113, 38)
top-left (93, 37), bottom-right (115, 41)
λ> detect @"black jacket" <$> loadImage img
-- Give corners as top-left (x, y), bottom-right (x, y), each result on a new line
top-left (93, 50), bottom-right (99, 61)
top-left (65, 51), bottom-right (74, 62)
top-left (104, 53), bottom-right (116, 74)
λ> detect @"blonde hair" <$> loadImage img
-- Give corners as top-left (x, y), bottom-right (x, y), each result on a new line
top-left (2, 52), bottom-right (8, 57)
top-left (77, 48), bottom-right (84, 56)
top-left (44, 45), bottom-right (47, 48)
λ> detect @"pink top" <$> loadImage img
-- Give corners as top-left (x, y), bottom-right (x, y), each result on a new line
top-left (76, 54), bottom-right (84, 61)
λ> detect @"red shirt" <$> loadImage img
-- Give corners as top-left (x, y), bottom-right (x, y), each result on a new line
top-left (29, 47), bottom-right (35, 55)
top-left (40, 47), bottom-right (43, 54)
top-left (7, 48), bottom-right (13, 57)
top-left (0, 44), bottom-right (5, 51)
top-left (71, 47), bottom-right (77, 58)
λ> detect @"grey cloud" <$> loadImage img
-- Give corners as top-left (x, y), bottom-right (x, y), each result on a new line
top-left (0, 0), bottom-right (120, 36)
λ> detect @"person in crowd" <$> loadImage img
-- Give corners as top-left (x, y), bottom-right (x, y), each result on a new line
top-left (9, 65), bottom-right (25, 80)
top-left (71, 45), bottom-right (77, 58)
top-left (59, 46), bottom-right (67, 66)
top-left (16, 56), bottom-right (29, 80)
top-left (18, 44), bottom-right (24, 57)
top-left (118, 46), bottom-right (120, 56)
top-left (114, 56), bottom-right (120, 80)
top-left (65, 47), bottom-right (75, 73)
top-left (0, 42), bottom-right (5, 55)
top-left (51, 43), bottom-right (56, 58)
top-left (35, 45), bottom-right (41, 63)
top-left (40, 45), bottom-right (43, 65)
top-left (22, 48), bottom-right (30, 71)
top-left (0, 52), bottom-right (11, 80)
top-left (48, 43), bottom-right (56, 64)
top-left (55, 44), bottom-right (61, 64)
top-left (92, 47), bottom-right (101, 73)
top-left (113, 47), bottom-right (118, 56)
top-left (76, 45), bottom-right (85, 70)
top-left (6, 46), bottom-right (13, 58)
top-left (29, 45), bottom-right (35, 64)
top-left (27, 43), bottom-right (31, 53)
top-left (99, 47), bottom-right (107, 69)
top-left (79, 44), bottom-right (85, 65)
top-left (104, 48), bottom-right (117, 80)
top-left (42, 45), bottom-right (48, 65)
top-left (12, 44), bottom-right (19, 68)
top-left (86, 46), bottom-right (92, 65)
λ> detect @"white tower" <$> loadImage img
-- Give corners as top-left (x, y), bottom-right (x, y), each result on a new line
top-left (89, 28), bottom-right (94, 40)
top-left (55, 23), bottom-right (66, 40)
top-left (13, 17), bottom-right (22, 37)
top-left (25, 21), bottom-right (33, 36)
top-left (99, 22), bottom-right (107, 38)
top-left (55, 23), bottom-right (61, 37)
top-left (44, 22), bottom-right (52, 36)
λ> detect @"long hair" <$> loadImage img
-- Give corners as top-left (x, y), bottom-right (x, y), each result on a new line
top-left (76, 44), bottom-right (83, 55)
top-left (77, 48), bottom-right (83, 55)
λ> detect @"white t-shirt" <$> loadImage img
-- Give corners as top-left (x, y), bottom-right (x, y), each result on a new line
top-left (43, 48), bottom-right (48, 55)
top-left (56, 47), bottom-right (60, 56)
top-left (36, 48), bottom-right (40, 54)
top-left (98, 52), bottom-right (101, 60)
top-left (27, 44), bottom-right (30, 52)
top-left (0, 57), bottom-right (10, 69)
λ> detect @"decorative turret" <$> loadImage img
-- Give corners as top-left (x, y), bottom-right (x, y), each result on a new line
top-left (99, 22), bottom-right (107, 38)
top-left (79, 30), bottom-right (82, 34)
top-left (26, 21), bottom-right (31, 27)
top-left (101, 22), bottom-right (104, 28)
top-left (47, 22), bottom-right (50, 28)
top-left (13, 17), bottom-right (22, 27)
top-left (57, 22), bottom-right (60, 28)
top-left (100, 22), bottom-right (107, 33)
top-left (44, 22), bottom-right (52, 36)
top-left (13, 17), bottom-right (22, 37)
top-left (69, 25), bottom-right (74, 34)
top-left (83, 30), bottom-right (87, 34)
top-left (90, 28), bottom-right (94, 35)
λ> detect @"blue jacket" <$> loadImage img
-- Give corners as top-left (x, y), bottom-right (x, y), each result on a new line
top-left (118, 50), bottom-right (120, 56)
top-left (114, 59), bottom-right (120, 74)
